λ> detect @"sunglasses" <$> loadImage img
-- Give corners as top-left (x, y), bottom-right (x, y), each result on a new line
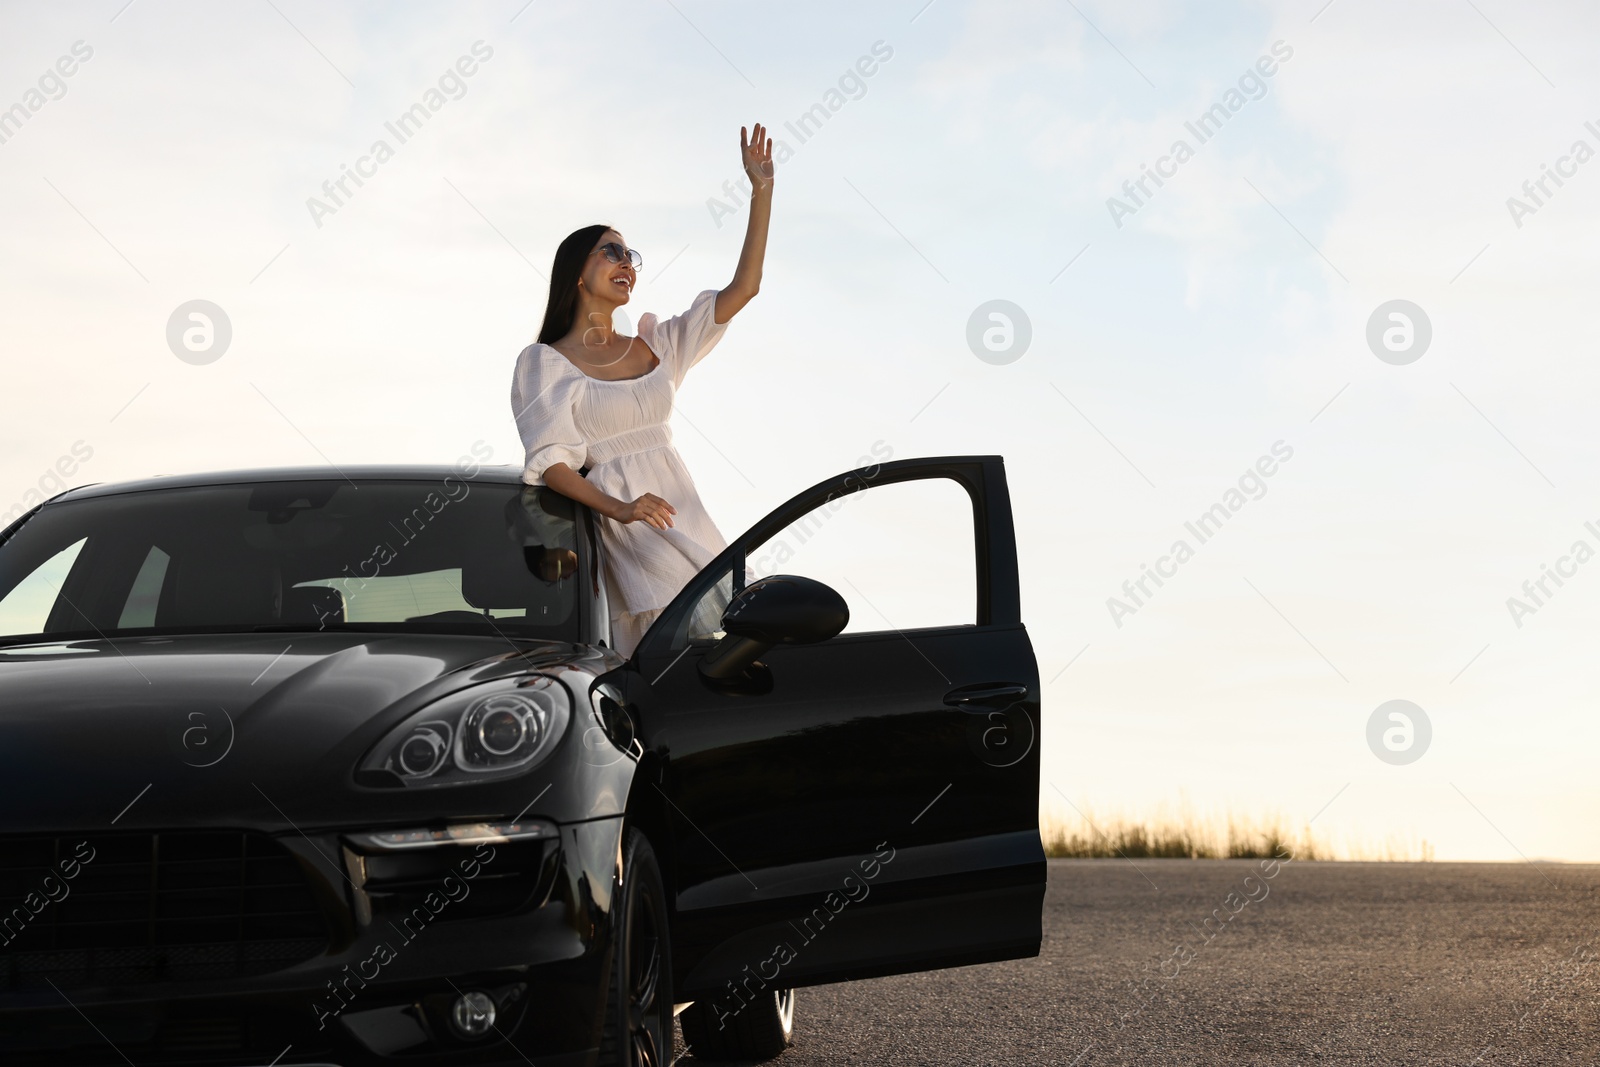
top-left (591, 241), bottom-right (643, 271)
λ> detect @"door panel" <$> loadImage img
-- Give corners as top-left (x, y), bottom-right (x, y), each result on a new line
top-left (621, 457), bottom-right (1043, 998)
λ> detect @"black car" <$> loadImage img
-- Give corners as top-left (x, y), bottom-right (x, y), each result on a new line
top-left (0, 454), bottom-right (1045, 1066)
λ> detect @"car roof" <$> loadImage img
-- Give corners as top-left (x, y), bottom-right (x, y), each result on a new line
top-left (50, 464), bottom-right (530, 503)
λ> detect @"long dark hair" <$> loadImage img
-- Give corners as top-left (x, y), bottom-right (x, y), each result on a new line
top-left (537, 223), bottom-right (613, 345)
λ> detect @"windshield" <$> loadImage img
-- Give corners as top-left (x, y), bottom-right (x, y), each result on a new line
top-left (0, 479), bottom-right (585, 643)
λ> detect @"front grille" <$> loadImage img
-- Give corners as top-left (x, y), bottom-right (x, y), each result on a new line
top-left (0, 831), bottom-right (328, 992)
top-left (0, 1002), bottom-right (338, 1064)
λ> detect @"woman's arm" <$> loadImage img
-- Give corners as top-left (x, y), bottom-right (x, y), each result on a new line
top-left (715, 123), bottom-right (774, 325)
top-left (543, 463), bottom-right (677, 530)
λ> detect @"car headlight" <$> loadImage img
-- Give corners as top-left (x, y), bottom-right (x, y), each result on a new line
top-left (360, 676), bottom-right (571, 788)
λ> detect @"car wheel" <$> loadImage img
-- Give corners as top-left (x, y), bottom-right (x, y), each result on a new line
top-left (679, 986), bottom-right (795, 1061)
top-left (600, 829), bottom-right (674, 1067)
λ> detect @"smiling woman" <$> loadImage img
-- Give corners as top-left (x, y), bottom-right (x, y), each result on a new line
top-left (511, 123), bottom-right (777, 657)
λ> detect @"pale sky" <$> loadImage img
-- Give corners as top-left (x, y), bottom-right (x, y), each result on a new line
top-left (3, 0), bottom-right (1597, 860)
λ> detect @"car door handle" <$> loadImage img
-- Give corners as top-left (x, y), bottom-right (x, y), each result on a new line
top-left (943, 683), bottom-right (1029, 710)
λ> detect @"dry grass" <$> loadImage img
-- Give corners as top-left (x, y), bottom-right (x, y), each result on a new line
top-left (1040, 808), bottom-right (1434, 862)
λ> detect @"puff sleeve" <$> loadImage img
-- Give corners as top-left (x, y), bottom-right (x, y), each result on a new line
top-left (643, 288), bottom-right (730, 389)
top-left (510, 345), bottom-right (589, 486)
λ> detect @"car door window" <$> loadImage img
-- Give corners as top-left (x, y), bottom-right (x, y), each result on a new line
top-left (661, 476), bottom-right (978, 650)
top-left (749, 476), bottom-right (976, 634)
top-left (659, 567), bottom-right (737, 650)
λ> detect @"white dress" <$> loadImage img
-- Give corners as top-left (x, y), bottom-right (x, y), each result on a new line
top-left (511, 288), bottom-right (735, 657)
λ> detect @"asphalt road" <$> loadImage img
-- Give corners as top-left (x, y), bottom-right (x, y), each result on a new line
top-left (679, 859), bottom-right (1600, 1066)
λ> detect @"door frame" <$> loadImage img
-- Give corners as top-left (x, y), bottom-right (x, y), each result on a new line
top-left (628, 455), bottom-right (1021, 675)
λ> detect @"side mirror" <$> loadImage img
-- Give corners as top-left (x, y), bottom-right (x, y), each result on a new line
top-left (698, 575), bottom-right (849, 682)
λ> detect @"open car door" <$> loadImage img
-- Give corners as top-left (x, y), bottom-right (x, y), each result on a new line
top-left (608, 455), bottom-right (1044, 1002)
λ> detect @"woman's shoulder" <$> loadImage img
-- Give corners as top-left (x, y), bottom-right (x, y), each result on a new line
top-left (512, 343), bottom-right (585, 408)
top-left (516, 341), bottom-right (582, 374)
top-left (638, 288), bottom-right (722, 341)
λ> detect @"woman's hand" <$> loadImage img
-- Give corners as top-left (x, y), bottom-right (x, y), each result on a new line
top-left (741, 123), bottom-right (774, 192)
top-left (717, 123), bottom-right (775, 324)
top-left (534, 547), bottom-right (578, 581)
top-left (614, 493), bottom-right (677, 530)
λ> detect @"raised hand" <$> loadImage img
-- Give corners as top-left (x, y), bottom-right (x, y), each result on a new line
top-left (741, 123), bottom-right (775, 191)
top-left (717, 123), bottom-right (775, 324)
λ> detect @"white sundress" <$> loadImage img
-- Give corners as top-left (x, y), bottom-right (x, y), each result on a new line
top-left (511, 287), bottom-right (736, 657)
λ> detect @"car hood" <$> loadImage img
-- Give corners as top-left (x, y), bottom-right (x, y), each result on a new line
top-left (0, 632), bottom-right (606, 833)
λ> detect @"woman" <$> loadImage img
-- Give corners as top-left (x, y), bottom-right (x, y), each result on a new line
top-left (512, 123), bottom-right (774, 657)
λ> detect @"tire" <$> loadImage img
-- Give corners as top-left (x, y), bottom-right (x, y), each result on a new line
top-left (679, 986), bottom-right (795, 1061)
top-left (599, 829), bottom-right (674, 1067)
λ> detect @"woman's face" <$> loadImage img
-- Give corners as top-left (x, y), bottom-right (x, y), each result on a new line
top-left (579, 229), bottom-right (635, 307)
